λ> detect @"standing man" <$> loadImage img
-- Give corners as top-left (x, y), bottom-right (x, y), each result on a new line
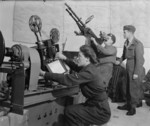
top-left (117, 25), bottom-right (145, 116)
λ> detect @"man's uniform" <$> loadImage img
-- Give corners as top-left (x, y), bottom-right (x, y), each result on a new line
top-left (120, 37), bottom-right (145, 108)
top-left (95, 44), bottom-right (117, 87)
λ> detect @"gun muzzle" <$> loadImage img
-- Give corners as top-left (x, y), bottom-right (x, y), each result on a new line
top-left (65, 3), bottom-right (70, 9)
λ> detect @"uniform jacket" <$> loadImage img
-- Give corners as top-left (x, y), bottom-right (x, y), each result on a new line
top-left (44, 61), bottom-right (107, 100)
top-left (91, 41), bottom-right (117, 64)
top-left (90, 41), bottom-right (117, 86)
top-left (120, 37), bottom-right (145, 77)
top-left (96, 44), bottom-right (117, 64)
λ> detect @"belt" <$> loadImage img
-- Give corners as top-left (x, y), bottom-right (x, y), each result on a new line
top-left (85, 98), bottom-right (108, 106)
top-left (127, 57), bottom-right (134, 60)
top-left (87, 92), bottom-right (108, 103)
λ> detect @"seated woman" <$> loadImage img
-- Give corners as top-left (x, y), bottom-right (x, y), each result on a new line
top-left (40, 45), bottom-right (111, 126)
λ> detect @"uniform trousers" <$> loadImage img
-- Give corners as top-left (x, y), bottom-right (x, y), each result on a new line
top-left (64, 99), bottom-right (111, 126)
top-left (126, 72), bottom-right (144, 108)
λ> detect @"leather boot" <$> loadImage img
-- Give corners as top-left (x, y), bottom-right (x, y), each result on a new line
top-left (136, 101), bottom-right (142, 108)
top-left (117, 104), bottom-right (130, 110)
top-left (126, 107), bottom-right (136, 116)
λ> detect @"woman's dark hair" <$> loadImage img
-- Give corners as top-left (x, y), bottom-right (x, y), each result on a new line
top-left (80, 45), bottom-right (97, 64)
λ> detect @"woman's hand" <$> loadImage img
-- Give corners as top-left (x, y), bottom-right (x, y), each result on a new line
top-left (39, 70), bottom-right (46, 77)
top-left (55, 52), bottom-right (67, 60)
top-left (115, 60), bottom-right (121, 65)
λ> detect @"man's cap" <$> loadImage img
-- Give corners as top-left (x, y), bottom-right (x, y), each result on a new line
top-left (107, 33), bottom-right (116, 44)
top-left (123, 25), bottom-right (136, 33)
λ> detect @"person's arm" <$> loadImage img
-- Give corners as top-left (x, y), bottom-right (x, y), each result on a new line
top-left (41, 69), bottom-right (93, 86)
top-left (92, 38), bottom-right (116, 56)
top-left (134, 42), bottom-right (144, 77)
top-left (56, 52), bottom-right (82, 72)
top-left (95, 38), bottom-right (103, 45)
top-left (96, 45), bottom-right (117, 56)
top-left (116, 45), bottom-right (126, 65)
top-left (63, 59), bottom-right (82, 72)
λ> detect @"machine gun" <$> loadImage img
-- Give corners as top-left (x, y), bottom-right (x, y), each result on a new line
top-left (65, 3), bottom-right (100, 40)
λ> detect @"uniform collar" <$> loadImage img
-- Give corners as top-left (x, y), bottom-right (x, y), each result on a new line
top-left (128, 36), bottom-right (134, 43)
top-left (125, 37), bottom-right (136, 48)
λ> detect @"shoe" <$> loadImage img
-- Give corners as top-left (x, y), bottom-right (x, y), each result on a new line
top-left (117, 104), bottom-right (130, 110)
top-left (126, 108), bottom-right (136, 116)
top-left (136, 102), bottom-right (142, 108)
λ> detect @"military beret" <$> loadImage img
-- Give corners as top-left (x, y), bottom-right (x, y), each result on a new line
top-left (107, 33), bottom-right (116, 44)
top-left (123, 25), bottom-right (136, 33)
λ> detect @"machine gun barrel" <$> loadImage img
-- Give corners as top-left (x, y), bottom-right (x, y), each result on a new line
top-left (65, 3), bottom-right (85, 34)
top-left (65, 3), bottom-right (98, 40)
top-left (65, 3), bottom-right (85, 27)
